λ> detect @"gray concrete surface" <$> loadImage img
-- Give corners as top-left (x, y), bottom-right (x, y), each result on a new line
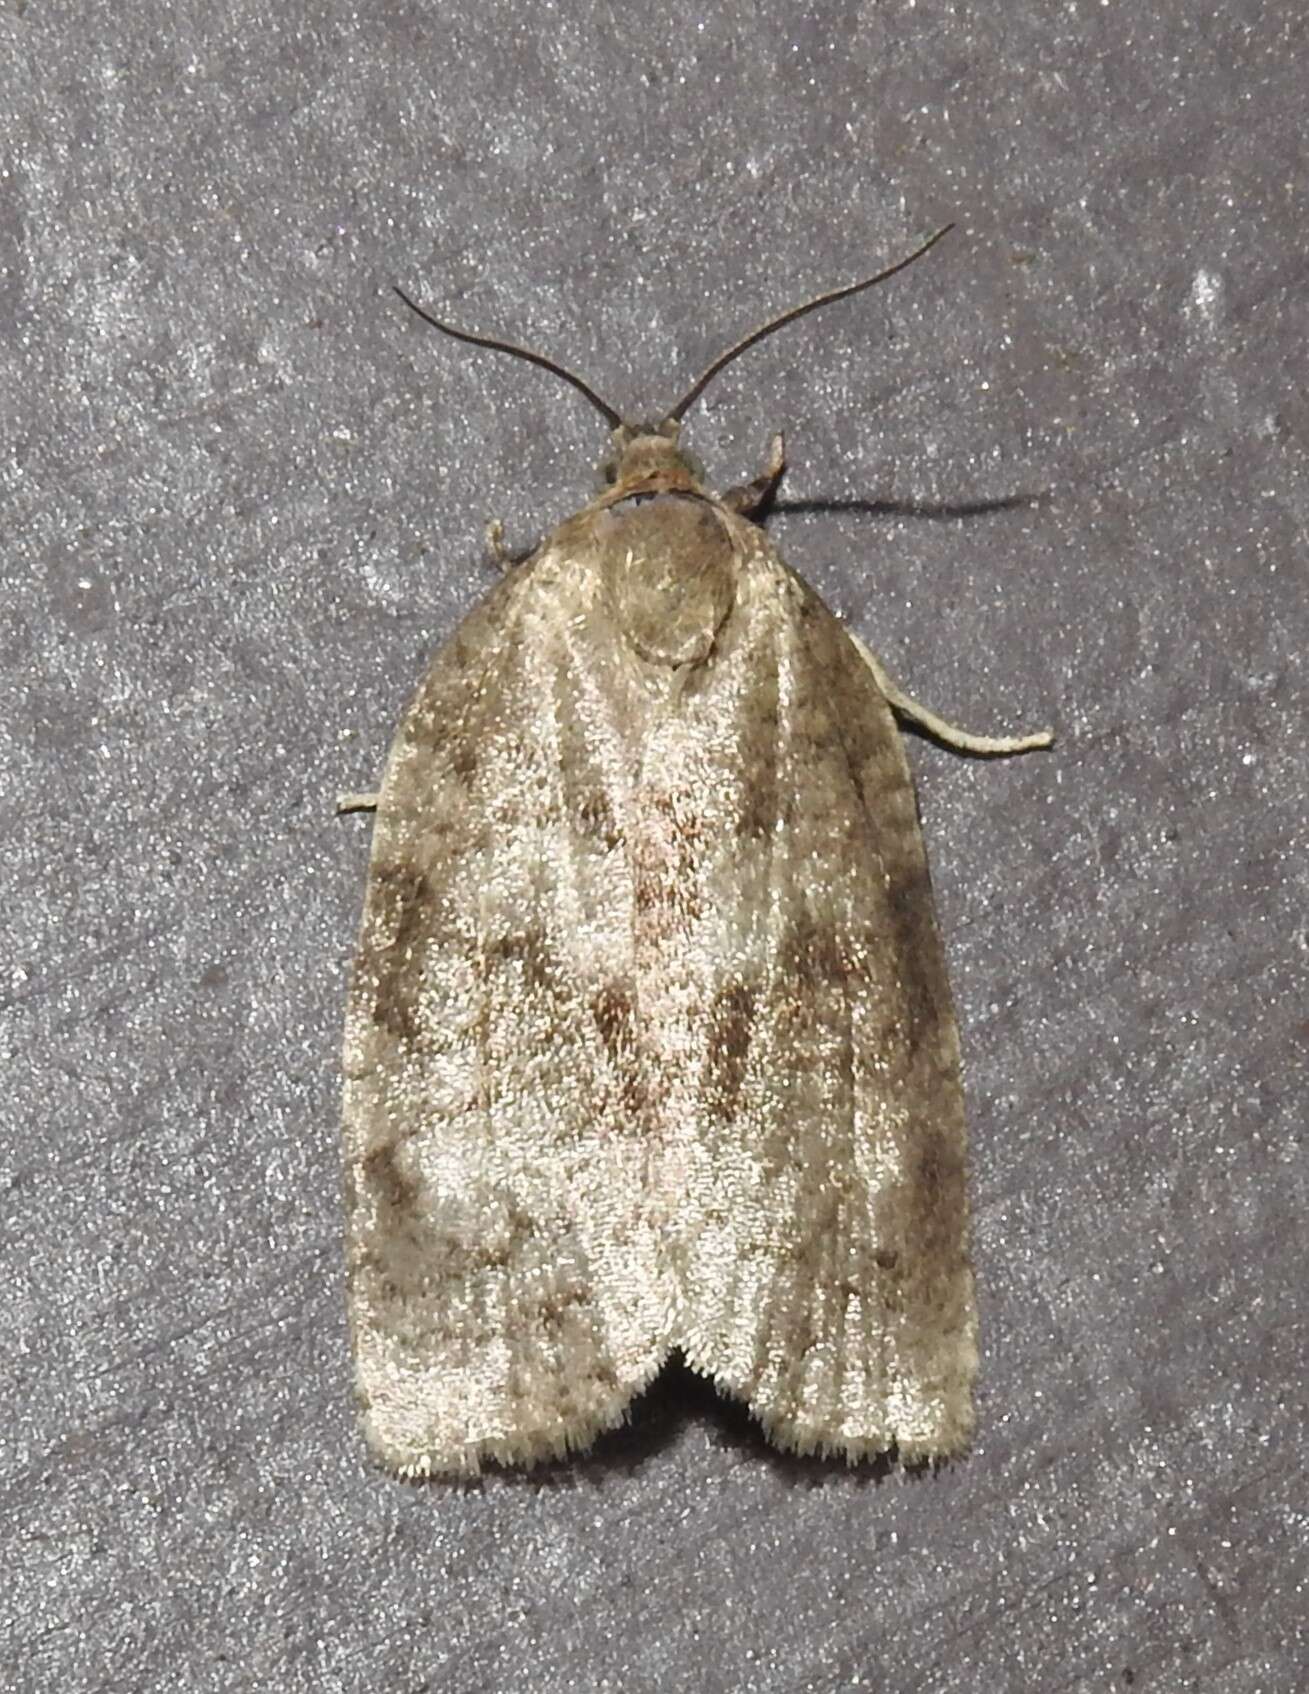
top-left (3, 2), bottom-right (1305, 1689)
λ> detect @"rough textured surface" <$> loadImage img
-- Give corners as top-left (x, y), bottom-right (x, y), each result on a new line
top-left (3, 1), bottom-right (1304, 1689)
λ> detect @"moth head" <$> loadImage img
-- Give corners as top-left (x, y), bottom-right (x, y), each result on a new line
top-left (390, 225), bottom-right (953, 488)
top-left (597, 421), bottom-right (706, 493)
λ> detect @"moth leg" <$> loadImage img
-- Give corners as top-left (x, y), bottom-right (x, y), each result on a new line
top-left (484, 518), bottom-right (517, 571)
top-left (850, 631), bottom-right (1054, 756)
top-left (722, 432), bottom-right (786, 517)
top-left (336, 791), bottom-right (380, 813)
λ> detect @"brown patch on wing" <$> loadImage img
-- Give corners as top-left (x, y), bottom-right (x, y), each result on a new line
top-left (574, 788), bottom-right (621, 850)
top-left (590, 981), bottom-right (648, 1122)
top-left (705, 983), bottom-right (757, 1121)
top-left (591, 980), bottom-right (635, 1047)
top-left (353, 1193), bottom-right (543, 1346)
top-left (905, 1125), bottom-right (967, 1269)
top-left (734, 766), bottom-right (780, 840)
top-left (361, 1141), bottom-right (422, 1219)
top-left (777, 910), bottom-right (873, 993)
top-left (484, 928), bottom-right (555, 993)
top-left (632, 788), bottom-right (705, 924)
top-left (448, 737), bottom-right (479, 784)
top-left (362, 862), bottom-right (432, 1044)
top-left (880, 855), bottom-right (949, 1040)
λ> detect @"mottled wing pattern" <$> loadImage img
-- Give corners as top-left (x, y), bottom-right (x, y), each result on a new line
top-left (342, 536), bottom-right (668, 1476)
top-left (649, 528), bottom-right (976, 1460)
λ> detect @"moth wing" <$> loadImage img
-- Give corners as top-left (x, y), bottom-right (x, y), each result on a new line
top-left (342, 541), bottom-right (667, 1476)
top-left (655, 537), bottom-right (975, 1460)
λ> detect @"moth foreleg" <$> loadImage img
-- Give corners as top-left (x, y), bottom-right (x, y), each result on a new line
top-left (485, 518), bottom-right (513, 571)
top-left (722, 433), bottom-right (786, 518)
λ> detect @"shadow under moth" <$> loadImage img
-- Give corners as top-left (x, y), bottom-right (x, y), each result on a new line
top-left (341, 226), bottom-right (1052, 1477)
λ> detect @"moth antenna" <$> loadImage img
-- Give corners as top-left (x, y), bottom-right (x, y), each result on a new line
top-left (392, 285), bottom-right (624, 430)
top-left (664, 223), bottom-right (955, 425)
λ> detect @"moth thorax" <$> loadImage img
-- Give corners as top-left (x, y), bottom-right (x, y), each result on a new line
top-left (597, 494), bottom-right (736, 669)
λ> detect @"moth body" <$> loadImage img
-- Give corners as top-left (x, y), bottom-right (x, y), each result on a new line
top-left (342, 241), bottom-right (1051, 1476)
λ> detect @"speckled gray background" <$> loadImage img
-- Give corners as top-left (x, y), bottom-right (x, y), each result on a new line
top-left (4, 1), bottom-right (1306, 1689)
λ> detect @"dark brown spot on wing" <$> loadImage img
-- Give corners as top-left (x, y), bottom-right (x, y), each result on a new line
top-left (484, 928), bottom-right (555, 993)
top-left (590, 981), bottom-right (648, 1121)
top-left (361, 1141), bottom-right (422, 1219)
top-left (705, 982), bottom-right (757, 1121)
top-left (591, 981), bottom-right (635, 1048)
top-left (449, 738), bottom-right (479, 783)
top-left (574, 788), bottom-right (621, 850)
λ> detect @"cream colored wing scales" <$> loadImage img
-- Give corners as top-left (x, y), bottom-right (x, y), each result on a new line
top-left (651, 535), bottom-right (975, 1461)
top-left (342, 544), bottom-right (668, 1476)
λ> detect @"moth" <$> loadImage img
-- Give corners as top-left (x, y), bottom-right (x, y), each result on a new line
top-left (340, 227), bottom-right (1052, 1477)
